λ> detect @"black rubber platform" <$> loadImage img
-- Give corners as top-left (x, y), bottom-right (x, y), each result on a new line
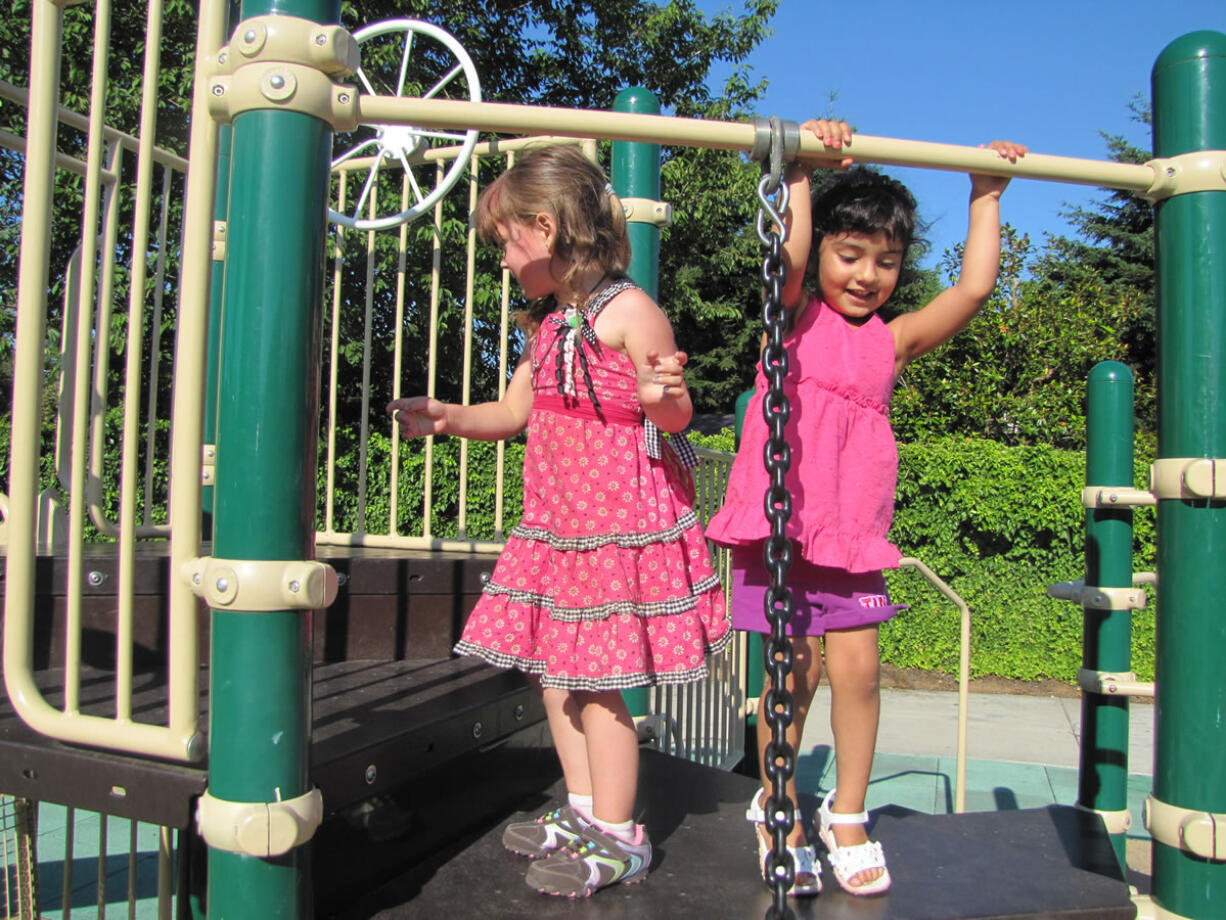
top-left (342, 749), bottom-right (1135, 920)
top-left (0, 658), bottom-right (544, 826)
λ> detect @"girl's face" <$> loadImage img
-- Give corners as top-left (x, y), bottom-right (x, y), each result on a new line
top-left (497, 215), bottom-right (556, 299)
top-left (816, 231), bottom-right (903, 321)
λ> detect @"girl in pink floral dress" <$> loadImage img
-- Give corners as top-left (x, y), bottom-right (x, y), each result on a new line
top-left (388, 145), bottom-right (728, 899)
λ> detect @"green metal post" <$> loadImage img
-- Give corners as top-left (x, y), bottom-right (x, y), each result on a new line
top-left (205, 0), bottom-right (337, 916)
top-left (612, 87), bottom-right (661, 718)
top-left (1151, 30), bottom-right (1226, 919)
top-left (612, 86), bottom-right (660, 301)
top-left (1079, 361), bottom-right (1134, 867)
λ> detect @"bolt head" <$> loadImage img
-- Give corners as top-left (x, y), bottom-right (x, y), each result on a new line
top-left (244, 29), bottom-right (256, 42)
top-left (212, 84), bottom-right (225, 96)
top-left (288, 580), bottom-right (301, 593)
top-left (364, 764), bottom-right (377, 784)
top-left (216, 578), bottom-right (229, 592)
top-left (269, 74), bottom-right (285, 89)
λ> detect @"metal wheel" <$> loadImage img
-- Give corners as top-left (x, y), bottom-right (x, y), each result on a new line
top-left (329, 19), bottom-right (481, 230)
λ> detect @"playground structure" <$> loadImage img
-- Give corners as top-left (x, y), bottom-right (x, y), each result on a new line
top-left (2, 0), bottom-right (1224, 916)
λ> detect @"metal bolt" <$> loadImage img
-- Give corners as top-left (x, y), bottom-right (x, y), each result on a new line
top-left (364, 764), bottom-right (377, 784)
top-left (87, 571), bottom-right (105, 587)
top-left (218, 52), bottom-right (227, 65)
top-left (1167, 166), bottom-right (1176, 177)
top-left (216, 577), bottom-right (229, 593)
top-left (513, 704), bottom-right (525, 721)
top-left (193, 572), bottom-right (202, 585)
top-left (472, 721), bottom-right (483, 739)
top-left (288, 580), bottom-right (300, 593)
top-left (315, 32), bottom-right (327, 45)
top-left (269, 74), bottom-right (285, 90)
top-left (336, 572), bottom-right (349, 587)
top-left (212, 84), bottom-right (225, 96)
top-left (479, 571), bottom-right (491, 584)
top-left (336, 92), bottom-right (350, 105)
top-left (244, 29), bottom-right (256, 43)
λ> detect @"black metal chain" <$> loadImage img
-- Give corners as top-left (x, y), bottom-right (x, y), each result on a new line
top-left (753, 115), bottom-right (797, 920)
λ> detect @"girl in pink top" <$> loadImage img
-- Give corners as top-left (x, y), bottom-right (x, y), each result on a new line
top-left (706, 120), bottom-right (1025, 897)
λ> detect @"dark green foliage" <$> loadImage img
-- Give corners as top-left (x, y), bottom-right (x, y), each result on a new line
top-left (881, 436), bottom-right (1156, 683)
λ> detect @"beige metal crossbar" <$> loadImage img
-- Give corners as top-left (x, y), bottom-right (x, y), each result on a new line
top-left (355, 96), bottom-right (1163, 195)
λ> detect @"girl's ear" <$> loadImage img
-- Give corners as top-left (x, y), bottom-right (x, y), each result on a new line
top-left (534, 211), bottom-right (557, 250)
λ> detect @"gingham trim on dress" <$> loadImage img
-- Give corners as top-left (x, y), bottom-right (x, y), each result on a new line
top-left (510, 509), bottom-right (702, 552)
top-left (643, 421), bottom-right (699, 469)
top-left (453, 627), bottom-right (733, 692)
top-left (481, 572), bottom-right (724, 622)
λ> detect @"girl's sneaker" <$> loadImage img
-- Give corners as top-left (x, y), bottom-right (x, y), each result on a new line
top-left (502, 805), bottom-right (590, 858)
top-left (524, 824), bottom-right (652, 897)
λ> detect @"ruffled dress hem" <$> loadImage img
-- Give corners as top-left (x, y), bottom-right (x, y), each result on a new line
top-left (454, 627), bottom-right (733, 692)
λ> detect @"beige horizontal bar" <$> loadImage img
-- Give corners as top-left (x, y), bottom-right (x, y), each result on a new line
top-left (0, 129), bottom-right (123, 181)
top-left (332, 134), bottom-right (586, 174)
top-left (315, 530), bottom-right (504, 555)
top-left (0, 79), bottom-right (189, 173)
top-left (355, 96), bottom-right (1158, 194)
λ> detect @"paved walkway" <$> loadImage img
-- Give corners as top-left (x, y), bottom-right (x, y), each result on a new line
top-left (798, 686), bottom-right (1155, 891)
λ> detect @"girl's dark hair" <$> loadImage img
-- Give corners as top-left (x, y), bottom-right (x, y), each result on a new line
top-left (812, 165), bottom-right (919, 257)
top-left (475, 145), bottom-right (630, 331)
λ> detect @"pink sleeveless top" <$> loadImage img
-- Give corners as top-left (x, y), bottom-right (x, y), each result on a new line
top-left (706, 295), bottom-right (902, 573)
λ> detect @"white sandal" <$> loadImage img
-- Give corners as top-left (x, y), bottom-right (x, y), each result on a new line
top-left (817, 789), bottom-right (891, 897)
top-left (747, 788), bottom-right (821, 896)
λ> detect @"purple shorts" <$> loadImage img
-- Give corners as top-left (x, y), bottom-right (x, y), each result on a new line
top-left (729, 545), bottom-right (905, 636)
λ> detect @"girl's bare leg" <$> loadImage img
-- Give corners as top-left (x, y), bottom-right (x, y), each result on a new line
top-left (542, 687), bottom-right (592, 797)
top-left (823, 624), bottom-right (884, 887)
top-left (755, 634), bottom-right (823, 846)
top-left (574, 689), bottom-right (639, 825)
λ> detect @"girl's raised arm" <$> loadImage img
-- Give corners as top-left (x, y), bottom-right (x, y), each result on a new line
top-left (889, 141), bottom-right (1027, 371)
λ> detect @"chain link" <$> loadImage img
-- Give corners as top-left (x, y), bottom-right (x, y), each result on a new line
top-left (756, 115), bottom-right (797, 920)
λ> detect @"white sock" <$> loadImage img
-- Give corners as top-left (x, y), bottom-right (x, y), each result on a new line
top-left (568, 792), bottom-right (594, 822)
top-left (593, 816), bottom-right (636, 842)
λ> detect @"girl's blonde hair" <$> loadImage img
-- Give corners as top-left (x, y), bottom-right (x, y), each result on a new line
top-left (475, 145), bottom-right (630, 329)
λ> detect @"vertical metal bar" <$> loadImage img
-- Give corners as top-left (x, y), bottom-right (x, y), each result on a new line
top-left (97, 815), bottom-right (107, 920)
top-left (157, 825), bottom-right (173, 920)
top-left (1079, 361), bottom-right (1135, 865)
top-left (1151, 30), bottom-right (1226, 919)
top-left (4, 0), bottom-right (64, 732)
top-left (115, 0), bottom-right (167, 725)
top-left (127, 819), bottom-right (138, 920)
top-left (324, 176), bottom-right (346, 535)
top-left (458, 154), bottom-right (479, 539)
top-left (422, 162), bottom-right (445, 539)
top-left (612, 86), bottom-right (662, 718)
top-left (388, 173), bottom-right (410, 533)
top-left (205, 0), bottom-right (338, 913)
top-left (490, 154), bottom-right (509, 539)
top-left (357, 191), bottom-right (377, 535)
top-left (143, 165), bottom-right (175, 527)
top-left (62, 806), bottom-right (75, 920)
top-left (87, 137), bottom-right (126, 539)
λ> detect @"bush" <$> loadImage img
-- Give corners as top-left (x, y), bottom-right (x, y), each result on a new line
top-left (882, 435), bottom-right (1156, 683)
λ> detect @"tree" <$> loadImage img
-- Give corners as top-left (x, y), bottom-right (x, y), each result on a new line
top-left (1031, 98), bottom-right (1155, 430)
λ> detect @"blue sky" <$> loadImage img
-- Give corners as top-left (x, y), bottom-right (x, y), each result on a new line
top-left (698, 1), bottom-right (1225, 268)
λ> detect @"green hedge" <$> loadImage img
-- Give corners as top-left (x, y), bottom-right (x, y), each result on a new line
top-left (881, 436), bottom-right (1156, 684)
